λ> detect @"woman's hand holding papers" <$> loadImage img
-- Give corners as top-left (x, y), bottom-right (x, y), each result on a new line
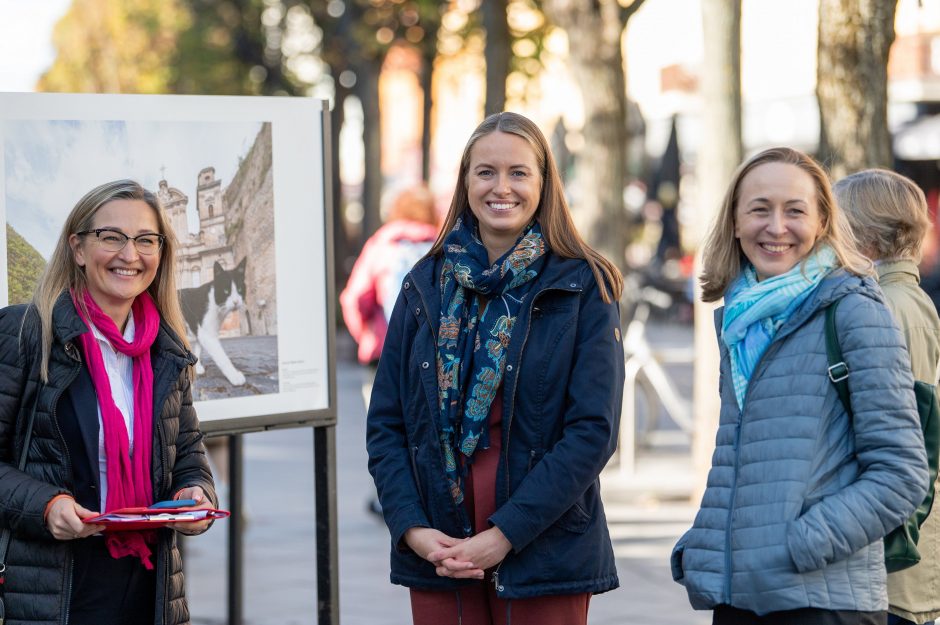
top-left (46, 496), bottom-right (105, 540)
top-left (171, 486), bottom-right (215, 535)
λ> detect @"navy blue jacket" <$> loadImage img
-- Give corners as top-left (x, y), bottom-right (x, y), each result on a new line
top-left (366, 251), bottom-right (624, 598)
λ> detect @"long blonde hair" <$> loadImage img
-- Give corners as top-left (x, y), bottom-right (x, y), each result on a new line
top-left (31, 179), bottom-right (189, 381)
top-left (700, 147), bottom-right (871, 302)
top-left (427, 112), bottom-right (623, 303)
top-left (833, 168), bottom-right (931, 263)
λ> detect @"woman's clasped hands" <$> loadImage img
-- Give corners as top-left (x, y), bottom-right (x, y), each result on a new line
top-left (405, 526), bottom-right (513, 580)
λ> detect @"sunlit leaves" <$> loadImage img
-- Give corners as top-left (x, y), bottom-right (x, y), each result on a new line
top-left (38, 0), bottom-right (192, 93)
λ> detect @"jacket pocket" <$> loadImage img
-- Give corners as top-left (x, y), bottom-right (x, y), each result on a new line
top-left (670, 544), bottom-right (685, 582)
top-left (526, 448), bottom-right (543, 472)
top-left (409, 445), bottom-right (427, 510)
top-left (553, 500), bottom-right (591, 534)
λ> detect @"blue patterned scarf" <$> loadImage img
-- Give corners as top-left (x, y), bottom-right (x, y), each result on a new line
top-left (722, 246), bottom-right (837, 409)
top-left (437, 216), bottom-right (546, 505)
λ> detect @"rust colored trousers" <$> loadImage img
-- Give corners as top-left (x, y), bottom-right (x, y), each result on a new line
top-left (410, 389), bottom-right (591, 625)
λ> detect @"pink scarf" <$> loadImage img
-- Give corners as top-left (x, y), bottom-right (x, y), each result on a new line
top-left (72, 290), bottom-right (160, 569)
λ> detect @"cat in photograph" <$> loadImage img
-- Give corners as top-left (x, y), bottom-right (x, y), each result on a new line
top-left (179, 258), bottom-right (248, 386)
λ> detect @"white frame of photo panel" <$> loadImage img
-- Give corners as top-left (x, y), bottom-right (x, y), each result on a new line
top-left (0, 92), bottom-right (336, 434)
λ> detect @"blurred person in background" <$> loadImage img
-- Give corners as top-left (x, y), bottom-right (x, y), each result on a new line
top-left (672, 148), bottom-right (928, 624)
top-left (366, 112), bottom-right (624, 625)
top-left (341, 184), bottom-right (440, 517)
top-left (341, 184), bottom-right (440, 368)
top-left (835, 169), bottom-right (940, 625)
top-left (0, 180), bottom-right (217, 625)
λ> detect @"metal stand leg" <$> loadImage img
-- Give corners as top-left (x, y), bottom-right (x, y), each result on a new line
top-left (227, 434), bottom-right (244, 625)
top-left (314, 425), bottom-right (339, 625)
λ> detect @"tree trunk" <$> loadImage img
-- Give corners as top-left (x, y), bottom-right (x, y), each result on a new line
top-left (542, 0), bottom-right (645, 276)
top-left (482, 0), bottom-right (510, 117)
top-left (816, 0), bottom-right (897, 179)
top-left (419, 52), bottom-right (434, 183)
top-left (354, 58), bottom-right (384, 240)
top-left (692, 0), bottom-right (742, 497)
top-left (331, 86), bottom-right (351, 292)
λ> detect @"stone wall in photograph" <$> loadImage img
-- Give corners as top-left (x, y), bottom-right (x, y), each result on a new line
top-left (225, 122), bottom-right (276, 335)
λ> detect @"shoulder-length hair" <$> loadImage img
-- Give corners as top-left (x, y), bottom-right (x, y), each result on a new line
top-left (31, 179), bottom-right (189, 381)
top-left (699, 146), bottom-right (871, 303)
top-left (833, 168), bottom-right (931, 263)
top-left (426, 112), bottom-right (623, 303)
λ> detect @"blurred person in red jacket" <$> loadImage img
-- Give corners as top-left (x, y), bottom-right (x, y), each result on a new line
top-left (341, 185), bottom-right (440, 366)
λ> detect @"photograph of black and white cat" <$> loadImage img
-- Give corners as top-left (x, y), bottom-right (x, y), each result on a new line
top-left (180, 258), bottom-right (248, 386)
top-left (4, 115), bottom-right (282, 406)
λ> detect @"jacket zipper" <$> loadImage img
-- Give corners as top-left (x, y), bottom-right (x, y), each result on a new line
top-left (492, 561), bottom-right (505, 593)
top-left (162, 550), bottom-right (170, 625)
top-left (502, 286), bottom-right (578, 495)
top-left (63, 555), bottom-right (73, 625)
top-left (154, 366), bottom-right (171, 496)
top-left (151, 361), bottom-right (175, 625)
top-left (721, 341), bottom-right (781, 604)
top-left (723, 409), bottom-right (743, 605)
top-left (56, 342), bottom-right (83, 625)
top-left (496, 283), bottom-right (579, 596)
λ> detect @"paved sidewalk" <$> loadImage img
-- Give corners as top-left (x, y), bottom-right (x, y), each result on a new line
top-left (183, 329), bottom-right (709, 625)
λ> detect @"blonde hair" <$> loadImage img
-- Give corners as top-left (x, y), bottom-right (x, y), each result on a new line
top-left (427, 112), bottom-right (623, 303)
top-left (31, 179), bottom-right (189, 381)
top-left (700, 147), bottom-right (871, 302)
top-left (833, 168), bottom-right (931, 263)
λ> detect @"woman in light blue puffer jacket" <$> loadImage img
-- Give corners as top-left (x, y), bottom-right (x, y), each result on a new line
top-left (671, 147), bottom-right (929, 624)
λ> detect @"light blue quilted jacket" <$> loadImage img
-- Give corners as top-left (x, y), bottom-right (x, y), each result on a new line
top-left (671, 270), bottom-right (929, 614)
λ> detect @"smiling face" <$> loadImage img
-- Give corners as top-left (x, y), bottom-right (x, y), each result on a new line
top-left (466, 131), bottom-right (542, 263)
top-left (70, 198), bottom-right (161, 327)
top-left (734, 162), bottom-right (824, 280)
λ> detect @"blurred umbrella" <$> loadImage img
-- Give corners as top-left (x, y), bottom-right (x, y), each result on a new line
top-left (651, 115), bottom-right (681, 262)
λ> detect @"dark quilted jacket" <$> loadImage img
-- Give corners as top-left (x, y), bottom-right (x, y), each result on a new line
top-left (0, 293), bottom-right (216, 625)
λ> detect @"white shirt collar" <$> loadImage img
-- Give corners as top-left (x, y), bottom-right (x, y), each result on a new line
top-left (89, 311), bottom-right (136, 345)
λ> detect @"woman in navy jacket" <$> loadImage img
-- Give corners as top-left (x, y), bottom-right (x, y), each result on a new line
top-left (366, 112), bottom-right (625, 625)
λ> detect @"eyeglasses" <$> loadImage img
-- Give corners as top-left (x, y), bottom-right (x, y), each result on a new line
top-left (76, 228), bottom-right (165, 255)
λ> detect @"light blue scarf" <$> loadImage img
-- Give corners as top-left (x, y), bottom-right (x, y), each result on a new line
top-left (722, 246), bottom-right (837, 408)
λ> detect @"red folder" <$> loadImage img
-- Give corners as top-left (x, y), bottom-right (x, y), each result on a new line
top-left (83, 506), bottom-right (230, 531)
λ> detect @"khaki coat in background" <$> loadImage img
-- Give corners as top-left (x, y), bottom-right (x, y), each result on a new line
top-left (881, 259), bottom-right (940, 624)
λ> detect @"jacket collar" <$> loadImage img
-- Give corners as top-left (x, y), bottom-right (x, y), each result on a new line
top-left (763, 268), bottom-right (882, 342)
top-left (715, 268), bottom-right (883, 342)
top-left (52, 290), bottom-right (91, 344)
top-left (876, 258), bottom-right (920, 286)
top-left (52, 290), bottom-right (196, 368)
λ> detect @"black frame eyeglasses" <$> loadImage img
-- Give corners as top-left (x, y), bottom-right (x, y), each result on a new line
top-left (76, 228), bottom-right (166, 255)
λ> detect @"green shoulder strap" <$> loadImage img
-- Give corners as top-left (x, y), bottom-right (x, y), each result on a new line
top-left (825, 299), bottom-right (852, 418)
top-left (825, 296), bottom-right (940, 572)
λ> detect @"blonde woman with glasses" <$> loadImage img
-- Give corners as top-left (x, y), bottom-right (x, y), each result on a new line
top-left (0, 180), bottom-right (217, 625)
